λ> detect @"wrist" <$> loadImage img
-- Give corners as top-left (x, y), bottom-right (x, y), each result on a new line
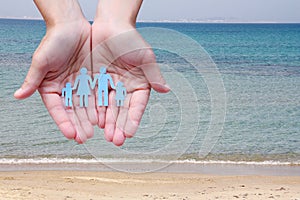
top-left (92, 20), bottom-right (135, 41)
top-left (34, 0), bottom-right (86, 28)
top-left (94, 16), bottom-right (136, 28)
top-left (94, 0), bottom-right (143, 27)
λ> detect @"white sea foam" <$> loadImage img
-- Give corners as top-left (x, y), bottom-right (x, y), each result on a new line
top-left (0, 158), bottom-right (299, 166)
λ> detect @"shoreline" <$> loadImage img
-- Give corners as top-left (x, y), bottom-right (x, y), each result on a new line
top-left (0, 170), bottom-right (299, 199)
top-left (1, 162), bottom-right (299, 176)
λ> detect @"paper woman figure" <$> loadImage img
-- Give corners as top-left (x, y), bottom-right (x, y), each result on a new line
top-left (73, 67), bottom-right (93, 107)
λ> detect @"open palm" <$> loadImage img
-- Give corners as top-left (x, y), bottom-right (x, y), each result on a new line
top-left (91, 23), bottom-right (170, 146)
top-left (14, 20), bottom-right (97, 144)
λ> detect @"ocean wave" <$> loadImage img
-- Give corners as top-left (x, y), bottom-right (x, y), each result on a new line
top-left (0, 158), bottom-right (299, 166)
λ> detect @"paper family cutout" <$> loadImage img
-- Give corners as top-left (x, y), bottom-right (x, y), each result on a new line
top-left (62, 67), bottom-right (127, 108)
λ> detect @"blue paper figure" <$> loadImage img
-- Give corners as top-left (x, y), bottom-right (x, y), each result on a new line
top-left (115, 82), bottom-right (127, 107)
top-left (73, 67), bottom-right (93, 107)
top-left (62, 82), bottom-right (73, 107)
top-left (92, 67), bottom-right (115, 106)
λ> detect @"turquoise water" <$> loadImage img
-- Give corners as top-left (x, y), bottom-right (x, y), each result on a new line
top-left (0, 19), bottom-right (299, 165)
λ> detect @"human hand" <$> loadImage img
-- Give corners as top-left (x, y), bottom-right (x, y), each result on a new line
top-left (14, 0), bottom-right (170, 147)
top-left (91, 22), bottom-right (170, 146)
top-left (14, 0), bottom-right (97, 144)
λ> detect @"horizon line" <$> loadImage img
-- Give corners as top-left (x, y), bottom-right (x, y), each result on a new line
top-left (0, 16), bottom-right (299, 24)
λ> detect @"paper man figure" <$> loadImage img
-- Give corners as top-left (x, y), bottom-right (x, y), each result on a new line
top-left (92, 67), bottom-right (115, 106)
top-left (62, 82), bottom-right (73, 107)
top-left (115, 82), bottom-right (127, 107)
top-left (73, 67), bottom-right (93, 107)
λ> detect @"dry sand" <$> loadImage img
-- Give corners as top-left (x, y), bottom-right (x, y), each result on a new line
top-left (0, 171), bottom-right (299, 200)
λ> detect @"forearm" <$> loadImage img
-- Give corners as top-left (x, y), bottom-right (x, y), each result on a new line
top-left (34, 0), bottom-right (85, 27)
top-left (94, 0), bottom-right (143, 26)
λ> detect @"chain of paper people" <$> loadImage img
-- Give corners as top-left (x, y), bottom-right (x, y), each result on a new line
top-left (62, 67), bottom-right (127, 108)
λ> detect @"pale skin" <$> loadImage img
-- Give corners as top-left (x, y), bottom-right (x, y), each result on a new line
top-left (14, 0), bottom-right (170, 146)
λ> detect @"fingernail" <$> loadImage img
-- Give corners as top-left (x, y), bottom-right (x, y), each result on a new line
top-left (164, 84), bottom-right (171, 91)
top-left (14, 88), bottom-right (22, 96)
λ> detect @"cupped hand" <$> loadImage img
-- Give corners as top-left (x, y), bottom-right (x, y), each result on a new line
top-left (91, 22), bottom-right (170, 146)
top-left (14, 19), bottom-right (97, 144)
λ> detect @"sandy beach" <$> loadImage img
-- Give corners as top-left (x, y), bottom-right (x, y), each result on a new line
top-left (0, 171), bottom-right (299, 200)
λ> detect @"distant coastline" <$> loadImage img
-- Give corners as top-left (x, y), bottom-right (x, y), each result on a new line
top-left (0, 17), bottom-right (299, 24)
top-left (138, 19), bottom-right (300, 24)
top-left (0, 16), bottom-right (42, 20)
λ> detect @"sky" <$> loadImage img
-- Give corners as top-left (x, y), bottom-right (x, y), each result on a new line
top-left (0, 0), bottom-right (299, 22)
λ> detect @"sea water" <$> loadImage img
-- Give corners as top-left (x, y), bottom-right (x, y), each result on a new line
top-left (0, 19), bottom-right (299, 167)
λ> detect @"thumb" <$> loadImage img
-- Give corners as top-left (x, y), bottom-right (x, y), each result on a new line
top-left (14, 57), bottom-right (47, 99)
top-left (141, 62), bottom-right (170, 93)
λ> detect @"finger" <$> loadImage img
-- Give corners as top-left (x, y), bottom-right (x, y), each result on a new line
top-left (14, 56), bottom-right (47, 99)
top-left (72, 95), bottom-right (94, 140)
top-left (140, 62), bottom-right (170, 93)
top-left (113, 128), bottom-right (126, 147)
top-left (95, 89), bottom-right (106, 129)
top-left (40, 93), bottom-right (76, 140)
top-left (72, 113), bottom-right (88, 144)
top-left (74, 107), bottom-right (94, 140)
top-left (87, 94), bottom-right (98, 126)
top-left (104, 91), bottom-right (118, 142)
top-left (97, 106), bottom-right (106, 129)
top-left (113, 94), bottom-right (131, 146)
top-left (124, 89), bottom-right (150, 138)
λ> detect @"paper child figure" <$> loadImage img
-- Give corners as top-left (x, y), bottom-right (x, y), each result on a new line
top-left (62, 82), bottom-right (73, 107)
top-left (115, 82), bottom-right (127, 107)
top-left (92, 67), bottom-right (115, 106)
top-left (73, 67), bottom-right (93, 107)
